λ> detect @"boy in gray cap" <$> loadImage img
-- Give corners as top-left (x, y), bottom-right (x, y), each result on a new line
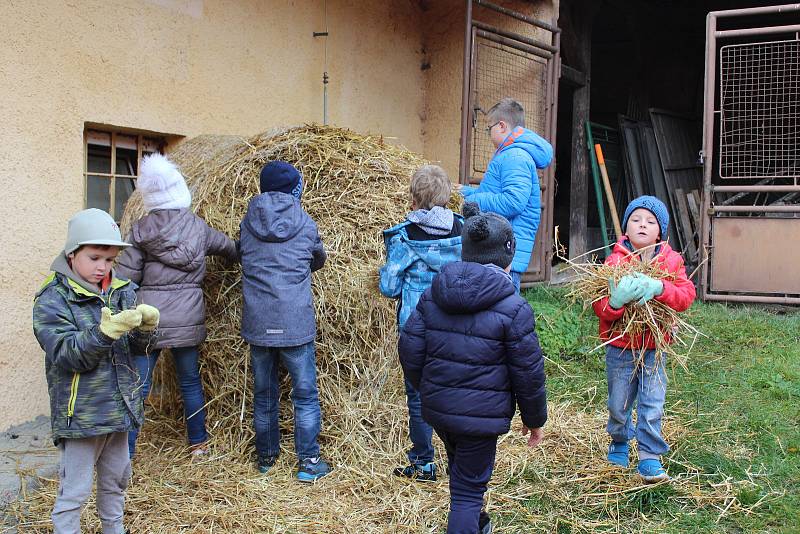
top-left (33, 208), bottom-right (160, 533)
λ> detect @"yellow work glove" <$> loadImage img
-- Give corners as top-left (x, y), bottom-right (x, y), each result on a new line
top-left (99, 307), bottom-right (142, 340)
top-left (136, 304), bottom-right (160, 332)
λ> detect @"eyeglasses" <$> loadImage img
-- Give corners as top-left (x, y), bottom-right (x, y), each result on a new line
top-left (486, 121), bottom-right (501, 135)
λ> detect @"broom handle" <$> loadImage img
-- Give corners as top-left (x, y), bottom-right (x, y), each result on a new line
top-left (595, 144), bottom-right (623, 239)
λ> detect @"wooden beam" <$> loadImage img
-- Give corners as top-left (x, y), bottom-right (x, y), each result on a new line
top-left (569, 84), bottom-right (590, 258)
top-left (674, 188), bottom-right (698, 261)
top-left (560, 64), bottom-right (586, 87)
top-left (686, 189), bottom-right (701, 234)
top-left (567, 5), bottom-right (593, 259)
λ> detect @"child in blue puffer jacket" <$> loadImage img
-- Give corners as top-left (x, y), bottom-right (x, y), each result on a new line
top-left (399, 204), bottom-right (547, 534)
top-left (460, 98), bottom-right (553, 292)
top-left (379, 164), bottom-right (463, 482)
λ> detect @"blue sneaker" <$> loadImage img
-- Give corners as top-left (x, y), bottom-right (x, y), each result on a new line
top-left (638, 459), bottom-right (670, 482)
top-left (607, 441), bottom-right (629, 467)
top-left (297, 456), bottom-right (331, 483)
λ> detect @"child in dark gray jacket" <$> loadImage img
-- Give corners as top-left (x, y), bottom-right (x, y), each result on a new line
top-left (239, 161), bottom-right (329, 482)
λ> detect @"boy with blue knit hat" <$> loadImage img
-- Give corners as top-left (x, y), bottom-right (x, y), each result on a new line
top-left (592, 195), bottom-right (695, 482)
top-left (399, 204), bottom-right (547, 534)
top-left (33, 208), bottom-right (160, 533)
top-left (379, 164), bottom-right (463, 481)
top-left (460, 98), bottom-right (553, 292)
top-left (240, 160), bottom-right (330, 482)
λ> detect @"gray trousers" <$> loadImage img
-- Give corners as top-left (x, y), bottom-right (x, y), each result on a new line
top-left (51, 432), bottom-right (131, 534)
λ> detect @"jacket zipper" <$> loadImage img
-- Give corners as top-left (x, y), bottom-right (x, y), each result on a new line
top-left (62, 278), bottom-right (127, 428)
top-left (67, 373), bottom-right (80, 427)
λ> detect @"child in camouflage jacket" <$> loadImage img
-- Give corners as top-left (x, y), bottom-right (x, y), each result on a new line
top-left (33, 208), bottom-right (159, 534)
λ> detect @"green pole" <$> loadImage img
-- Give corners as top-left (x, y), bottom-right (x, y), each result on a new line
top-left (585, 121), bottom-right (612, 255)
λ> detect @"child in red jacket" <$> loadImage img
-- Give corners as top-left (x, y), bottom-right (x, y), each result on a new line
top-left (592, 196), bottom-right (695, 482)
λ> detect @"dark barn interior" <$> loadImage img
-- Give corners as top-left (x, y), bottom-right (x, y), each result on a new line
top-left (553, 0), bottom-right (800, 269)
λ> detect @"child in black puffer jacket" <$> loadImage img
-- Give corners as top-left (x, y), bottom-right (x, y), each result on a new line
top-left (399, 204), bottom-right (547, 534)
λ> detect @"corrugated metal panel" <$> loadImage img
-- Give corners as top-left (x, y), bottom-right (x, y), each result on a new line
top-left (649, 108), bottom-right (703, 255)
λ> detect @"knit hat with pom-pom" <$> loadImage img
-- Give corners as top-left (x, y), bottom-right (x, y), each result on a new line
top-left (460, 202), bottom-right (516, 269)
top-left (137, 153), bottom-right (191, 213)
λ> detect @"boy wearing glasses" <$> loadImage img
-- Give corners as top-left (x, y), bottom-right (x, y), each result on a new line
top-left (460, 98), bottom-right (553, 292)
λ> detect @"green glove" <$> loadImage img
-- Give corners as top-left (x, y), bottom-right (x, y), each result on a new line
top-left (99, 307), bottom-right (142, 340)
top-left (136, 304), bottom-right (160, 332)
top-left (633, 273), bottom-right (664, 304)
top-left (608, 275), bottom-right (645, 309)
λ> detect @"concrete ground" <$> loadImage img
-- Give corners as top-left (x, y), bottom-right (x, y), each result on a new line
top-left (0, 415), bottom-right (58, 525)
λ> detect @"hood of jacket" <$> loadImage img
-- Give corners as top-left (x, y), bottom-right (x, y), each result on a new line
top-left (610, 235), bottom-right (668, 263)
top-left (383, 220), bottom-right (463, 272)
top-left (131, 209), bottom-right (206, 272)
top-left (243, 192), bottom-right (305, 243)
top-left (497, 127), bottom-right (554, 169)
top-left (406, 206), bottom-right (455, 236)
top-left (431, 262), bottom-right (515, 314)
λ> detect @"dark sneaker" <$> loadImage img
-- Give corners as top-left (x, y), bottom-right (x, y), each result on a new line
top-left (393, 462), bottom-right (437, 482)
top-left (479, 512), bottom-right (492, 534)
top-left (257, 454), bottom-right (278, 474)
top-left (297, 456), bottom-right (331, 483)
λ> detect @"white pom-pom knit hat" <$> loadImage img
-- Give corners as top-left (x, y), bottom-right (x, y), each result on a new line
top-left (137, 153), bottom-right (192, 213)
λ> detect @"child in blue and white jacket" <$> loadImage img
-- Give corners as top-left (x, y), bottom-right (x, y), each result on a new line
top-left (379, 164), bottom-right (463, 481)
top-left (461, 98), bottom-right (553, 292)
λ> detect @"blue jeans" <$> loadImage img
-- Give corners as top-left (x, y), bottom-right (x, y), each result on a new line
top-left (128, 346), bottom-right (208, 457)
top-left (511, 271), bottom-right (522, 294)
top-left (605, 346), bottom-right (669, 459)
top-left (436, 429), bottom-right (497, 534)
top-left (250, 342), bottom-right (322, 459)
top-left (404, 378), bottom-right (434, 464)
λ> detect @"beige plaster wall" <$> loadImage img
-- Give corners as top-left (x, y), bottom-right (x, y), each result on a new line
top-left (0, 0), bottom-right (426, 429)
top-left (0, 0), bottom-right (555, 429)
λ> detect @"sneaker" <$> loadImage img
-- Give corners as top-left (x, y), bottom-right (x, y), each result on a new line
top-left (478, 512), bottom-right (492, 534)
top-left (392, 462), bottom-right (437, 482)
top-left (297, 456), bottom-right (331, 483)
top-left (257, 454), bottom-right (278, 474)
top-left (607, 441), bottom-right (629, 468)
top-left (190, 443), bottom-right (208, 457)
top-left (638, 458), bottom-right (670, 483)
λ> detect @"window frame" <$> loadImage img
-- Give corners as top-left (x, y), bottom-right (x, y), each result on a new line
top-left (83, 128), bottom-right (167, 221)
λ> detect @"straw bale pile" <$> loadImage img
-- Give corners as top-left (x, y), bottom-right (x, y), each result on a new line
top-left (9, 126), bottom-right (763, 533)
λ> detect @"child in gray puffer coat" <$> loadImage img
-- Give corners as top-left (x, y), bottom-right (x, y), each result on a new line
top-left (117, 153), bottom-right (238, 457)
top-left (239, 161), bottom-right (330, 483)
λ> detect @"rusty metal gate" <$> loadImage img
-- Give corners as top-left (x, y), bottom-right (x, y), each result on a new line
top-left (459, 0), bottom-right (560, 285)
top-left (700, 4), bottom-right (800, 304)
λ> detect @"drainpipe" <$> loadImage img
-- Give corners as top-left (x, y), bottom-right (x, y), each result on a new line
top-left (314, 0), bottom-right (330, 125)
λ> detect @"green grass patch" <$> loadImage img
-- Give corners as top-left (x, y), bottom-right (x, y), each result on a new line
top-left (516, 285), bottom-right (800, 532)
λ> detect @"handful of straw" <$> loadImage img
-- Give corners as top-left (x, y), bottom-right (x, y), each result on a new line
top-left (562, 241), bottom-right (702, 370)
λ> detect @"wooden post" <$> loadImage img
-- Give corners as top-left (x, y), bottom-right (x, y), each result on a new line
top-left (567, 2), bottom-right (594, 259)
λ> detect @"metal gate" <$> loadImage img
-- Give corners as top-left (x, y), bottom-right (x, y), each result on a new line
top-left (700, 4), bottom-right (800, 304)
top-left (459, 0), bottom-right (560, 284)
